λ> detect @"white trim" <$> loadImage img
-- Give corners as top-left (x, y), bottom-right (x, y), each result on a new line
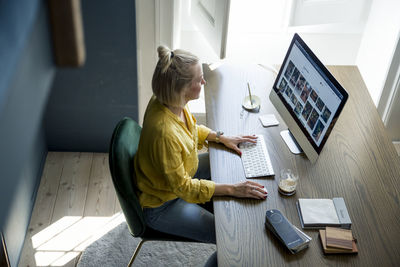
top-left (284, 0), bottom-right (296, 28)
top-left (393, 142), bottom-right (400, 156)
top-left (172, 0), bottom-right (182, 49)
top-left (378, 32), bottom-right (400, 125)
top-left (135, 0), bottom-right (157, 125)
top-left (136, 0), bottom-right (180, 125)
top-left (155, 0), bottom-right (160, 48)
top-left (382, 69), bottom-right (400, 126)
top-left (220, 0), bottom-right (230, 58)
top-left (155, 0), bottom-right (175, 49)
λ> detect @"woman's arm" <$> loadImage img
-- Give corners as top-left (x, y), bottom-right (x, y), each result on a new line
top-left (214, 180), bottom-right (267, 200)
top-left (206, 131), bottom-right (257, 155)
top-left (206, 131), bottom-right (265, 199)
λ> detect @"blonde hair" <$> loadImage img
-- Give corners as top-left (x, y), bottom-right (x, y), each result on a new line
top-left (152, 46), bottom-right (199, 107)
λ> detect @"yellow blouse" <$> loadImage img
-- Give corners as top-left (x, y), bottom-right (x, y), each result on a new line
top-left (134, 96), bottom-right (215, 208)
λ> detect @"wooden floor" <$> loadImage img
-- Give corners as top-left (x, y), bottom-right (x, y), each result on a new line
top-left (17, 144), bottom-right (398, 266)
top-left (18, 152), bottom-right (121, 267)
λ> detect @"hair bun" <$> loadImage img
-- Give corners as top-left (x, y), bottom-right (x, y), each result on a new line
top-left (157, 45), bottom-right (170, 58)
top-left (157, 45), bottom-right (174, 73)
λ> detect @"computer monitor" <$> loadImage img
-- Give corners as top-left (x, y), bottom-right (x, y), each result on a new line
top-left (269, 33), bottom-right (348, 163)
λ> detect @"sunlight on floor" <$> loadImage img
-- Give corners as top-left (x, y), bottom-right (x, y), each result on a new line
top-left (31, 212), bottom-right (125, 266)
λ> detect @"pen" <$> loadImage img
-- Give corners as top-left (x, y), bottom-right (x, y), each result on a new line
top-left (247, 83), bottom-right (253, 107)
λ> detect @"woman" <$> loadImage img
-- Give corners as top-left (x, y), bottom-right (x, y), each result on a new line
top-left (134, 46), bottom-right (267, 264)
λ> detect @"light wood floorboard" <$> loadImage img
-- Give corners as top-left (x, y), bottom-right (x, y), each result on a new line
top-left (18, 152), bottom-right (121, 267)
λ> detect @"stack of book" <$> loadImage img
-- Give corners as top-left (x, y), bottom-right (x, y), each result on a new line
top-left (265, 209), bottom-right (311, 254)
top-left (319, 227), bottom-right (358, 254)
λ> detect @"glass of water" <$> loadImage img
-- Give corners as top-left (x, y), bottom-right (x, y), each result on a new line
top-left (278, 169), bottom-right (299, 196)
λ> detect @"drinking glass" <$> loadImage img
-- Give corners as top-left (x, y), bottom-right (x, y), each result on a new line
top-left (278, 169), bottom-right (299, 196)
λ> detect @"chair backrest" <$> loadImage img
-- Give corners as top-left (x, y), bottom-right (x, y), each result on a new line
top-left (109, 117), bottom-right (146, 237)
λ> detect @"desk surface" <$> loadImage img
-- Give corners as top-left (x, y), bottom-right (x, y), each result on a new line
top-left (203, 63), bottom-right (400, 267)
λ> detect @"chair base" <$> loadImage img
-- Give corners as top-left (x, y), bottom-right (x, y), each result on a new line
top-left (127, 239), bottom-right (145, 267)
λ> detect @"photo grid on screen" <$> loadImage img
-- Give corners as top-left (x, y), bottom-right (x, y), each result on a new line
top-left (277, 60), bottom-right (334, 144)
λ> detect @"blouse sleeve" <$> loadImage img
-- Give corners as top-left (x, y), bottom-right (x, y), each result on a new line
top-left (153, 136), bottom-right (215, 203)
top-left (197, 124), bottom-right (211, 150)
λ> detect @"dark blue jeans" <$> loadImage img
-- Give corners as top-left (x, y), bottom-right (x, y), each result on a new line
top-left (143, 152), bottom-right (216, 244)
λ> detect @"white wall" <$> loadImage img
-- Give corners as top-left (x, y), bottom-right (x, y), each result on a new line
top-left (176, 0), bottom-right (371, 120)
top-left (179, 0), bottom-right (219, 63)
top-left (356, 0), bottom-right (400, 106)
top-left (138, 0), bottom-right (400, 131)
top-left (136, 0), bottom-right (190, 125)
top-left (225, 0), bottom-right (369, 66)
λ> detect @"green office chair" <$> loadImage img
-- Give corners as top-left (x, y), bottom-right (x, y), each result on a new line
top-left (109, 117), bottom-right (197, 267)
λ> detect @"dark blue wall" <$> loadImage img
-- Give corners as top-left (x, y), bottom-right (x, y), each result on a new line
top-left (0, 0), bottom-right (138, 265)
top-left (45, 0), bottom-right (138, 152)
top-left (0, 0), bottom-right (55, 266)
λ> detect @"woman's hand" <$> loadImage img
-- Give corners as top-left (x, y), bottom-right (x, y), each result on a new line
top-left (214, 181), bottom-right (267, 200)
top-left (220, 135), bottom-right (258, 155)
top-left (231, 180), bottom-right (267, 199)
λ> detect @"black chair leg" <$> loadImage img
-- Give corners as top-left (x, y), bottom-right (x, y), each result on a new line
top-left (127, 239), bottom-right (145, 267)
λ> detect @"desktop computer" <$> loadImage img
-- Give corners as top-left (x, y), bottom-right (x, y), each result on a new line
top-left (270, 33), bottom-right (348, 163)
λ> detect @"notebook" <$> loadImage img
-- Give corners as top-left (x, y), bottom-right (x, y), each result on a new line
top-left (296, 198), bottom-right (351, 229)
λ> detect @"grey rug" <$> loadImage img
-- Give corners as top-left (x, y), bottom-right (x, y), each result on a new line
top-left (77, 222), bottom-right (216, 267)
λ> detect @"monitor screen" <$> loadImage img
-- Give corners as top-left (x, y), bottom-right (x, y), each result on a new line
top-left (271, 33), bottom-right (348, 157)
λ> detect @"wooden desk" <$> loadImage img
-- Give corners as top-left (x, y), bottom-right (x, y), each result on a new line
top-left (203, 63), bottom-right (400, 267)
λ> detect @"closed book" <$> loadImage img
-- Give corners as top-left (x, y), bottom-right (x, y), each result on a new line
top-left (325, 227), bottom-right (353, 250)
top-left (296, 197), bottom-right (351, 229)
top-left (319, 230), bottom-right (358, 254)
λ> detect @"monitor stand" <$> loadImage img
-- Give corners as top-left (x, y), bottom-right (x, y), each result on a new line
top-left (280, 130), bottom-right (303, 154)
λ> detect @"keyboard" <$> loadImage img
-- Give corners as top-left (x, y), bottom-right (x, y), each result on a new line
top-left (239, 135), bottom-right (275, 178)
